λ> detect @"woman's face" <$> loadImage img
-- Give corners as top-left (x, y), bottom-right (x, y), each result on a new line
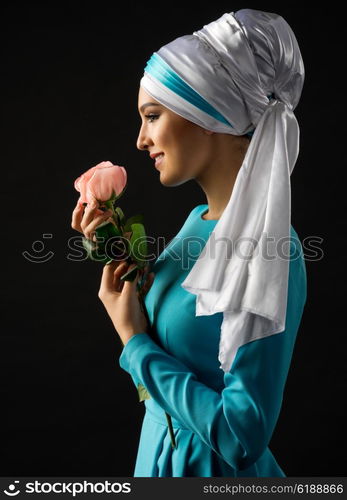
top-left (136, 87), bottom-right (214, 186)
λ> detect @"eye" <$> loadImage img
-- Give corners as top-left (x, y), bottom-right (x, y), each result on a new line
top-left (145, 113), bottom-right (159, 123)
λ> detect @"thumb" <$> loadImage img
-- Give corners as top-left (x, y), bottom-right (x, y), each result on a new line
top-left (100, 259), bottom-right (125, 295)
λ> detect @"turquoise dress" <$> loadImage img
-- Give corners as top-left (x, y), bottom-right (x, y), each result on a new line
top-left (119, 204), bottom-right (307, 477)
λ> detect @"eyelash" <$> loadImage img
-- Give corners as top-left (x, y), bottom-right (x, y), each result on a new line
top-left (145, 113), bottom-right (159, 123)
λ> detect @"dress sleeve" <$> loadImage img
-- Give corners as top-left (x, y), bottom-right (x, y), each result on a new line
top-left (119, 241), bottom-right (307, 471)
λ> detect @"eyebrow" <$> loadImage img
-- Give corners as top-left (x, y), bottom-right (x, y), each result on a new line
top-left (139, 102), bottom-right (161, 113)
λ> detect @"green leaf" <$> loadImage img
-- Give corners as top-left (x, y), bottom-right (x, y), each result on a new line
top-left (120, 265), bottom-right (139, 282)
top-left (128, 223), bottom-right (147, 269)
top-left (95, 220), bottom-right (122, 242)
top-left (123, 214), bottom-right (144, 232)
top-left (107, 243), bottom-right (129, 262)
top-left (82, 237), bottom-right (96, 254)
top-left (82, 218), bottom-right (127, 264)
top-left (82, 237), bottom-right (109, 263)
top-left (94, 220), bottom-right (131, 262)
top-left (137, 383), bottom-right (151, 402)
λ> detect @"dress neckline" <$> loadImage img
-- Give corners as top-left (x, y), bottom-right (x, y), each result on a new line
top-left (199, 205), bottom-right (219, 222)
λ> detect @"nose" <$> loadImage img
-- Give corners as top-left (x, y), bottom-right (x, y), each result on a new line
top-left (136, 123), bottom-right (153, 151)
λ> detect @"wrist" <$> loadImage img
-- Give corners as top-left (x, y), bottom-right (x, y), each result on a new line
top-left (118, 328), bottom-right (144, 346)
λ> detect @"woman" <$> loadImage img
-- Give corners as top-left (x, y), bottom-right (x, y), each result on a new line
top-left (72, 8), bottom-right (307, 476)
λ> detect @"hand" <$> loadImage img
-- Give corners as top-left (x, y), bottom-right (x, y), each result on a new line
top-left (71, 199), bottom-right (155, 344)
top-left (98, 260), bottom-right (155, 346)
top-left (71, 198), bottom-right (113, 241)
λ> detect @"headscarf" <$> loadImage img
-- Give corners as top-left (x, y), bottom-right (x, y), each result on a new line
top-left (140, 9), bottom-right (305, 373)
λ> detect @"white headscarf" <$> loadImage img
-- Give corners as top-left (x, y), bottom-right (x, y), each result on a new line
top-left (140, 9), bottom-right (305, 372)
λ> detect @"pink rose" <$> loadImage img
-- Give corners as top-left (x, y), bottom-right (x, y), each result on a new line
top-left (74, 161), bottom-right (127, 205)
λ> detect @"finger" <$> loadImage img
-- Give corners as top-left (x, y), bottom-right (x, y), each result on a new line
top-left (99, 259), bottom-right (125, 296)
top-left (80, 197), bottom-right (103, 230)
top-left (71, 202), bottom-right (85, 233)
top-left (83, 210), bottom-right (113, 240)
top-left (113, 260), bottom-right (130, 292)
top-left (122, 263), bottom-right (140, 296)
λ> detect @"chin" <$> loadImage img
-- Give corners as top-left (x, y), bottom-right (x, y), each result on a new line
top-left (158, 166), bottom-right (189, 187)
top-left (160, 173), bottom-right (188, 187)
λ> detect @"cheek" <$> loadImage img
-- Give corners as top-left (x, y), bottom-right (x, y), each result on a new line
top-left (172, 128), bottom-right (199, 155)
top-left (163, 122), bottom-right (208, 171)
top-left (179, 133), bottom-right (209, 165)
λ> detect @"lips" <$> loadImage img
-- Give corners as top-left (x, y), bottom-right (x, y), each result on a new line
top-left (154, 154), bottom-right (164, 169)
top-left (150, 152), bottom-right (164, 160)
top-left (150, 152), bottom-right (165, 169)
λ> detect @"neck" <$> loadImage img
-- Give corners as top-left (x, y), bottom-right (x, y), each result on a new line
top-left (195, 134), bottom-right (249, 220)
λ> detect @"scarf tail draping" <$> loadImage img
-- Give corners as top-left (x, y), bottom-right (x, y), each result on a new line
top-left (181, 101), bottom-right (300, 372)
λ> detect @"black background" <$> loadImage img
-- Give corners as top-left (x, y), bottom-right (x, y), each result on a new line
top-left (1, 2), bottom-right (346, 477)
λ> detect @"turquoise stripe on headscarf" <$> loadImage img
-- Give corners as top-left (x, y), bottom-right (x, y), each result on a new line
top-left (145, 52), bottom-right (233, 128)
